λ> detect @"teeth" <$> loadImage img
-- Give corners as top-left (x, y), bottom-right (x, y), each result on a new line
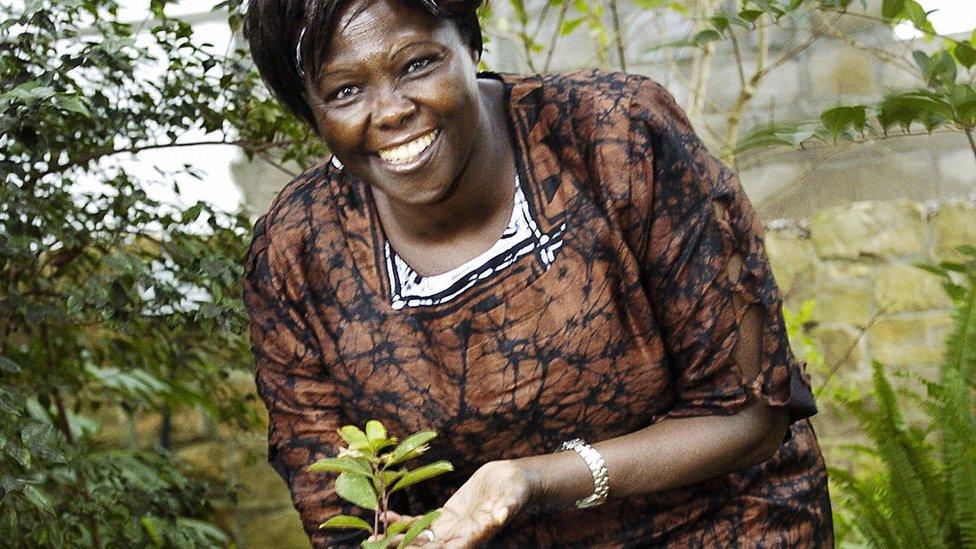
top-left (378, 130), bottom-right (438, 164)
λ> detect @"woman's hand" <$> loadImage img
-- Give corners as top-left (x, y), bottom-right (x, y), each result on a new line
top-left (419, 460), bottom-right (534, 548)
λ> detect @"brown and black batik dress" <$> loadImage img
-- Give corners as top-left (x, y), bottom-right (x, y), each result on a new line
top-left (243, 70), bottom-right (834, 547)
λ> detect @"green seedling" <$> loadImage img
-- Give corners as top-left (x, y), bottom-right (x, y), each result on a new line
top-left (308, 420), bottom-right (454, 549)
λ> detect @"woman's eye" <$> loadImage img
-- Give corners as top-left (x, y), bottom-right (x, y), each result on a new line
top-left (332, 85), bottom-right (360, 101)
top-left (405, 57), bottom-right (435, 74)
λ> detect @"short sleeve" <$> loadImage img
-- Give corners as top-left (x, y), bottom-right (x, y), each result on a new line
top-left (630, 78), bottom-right (817, 423)
top-left (243, 216), bottom-right (363, 547)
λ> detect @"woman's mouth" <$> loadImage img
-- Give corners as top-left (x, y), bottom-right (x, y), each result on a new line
top-left (375, 129), bottom-right (440, 173)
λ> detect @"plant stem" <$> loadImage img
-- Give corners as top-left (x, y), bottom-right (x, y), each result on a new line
top-left (815, 306), bottom-right (888, 397)
top-left (687, 0), bottom-right (719, 128)
top-left (37, 138), bottom-right (291, 179)
top-left (373, 461), bottom-right (381, 536)
top-left (40, 323), bottom-right (103, 549)
top-left (609, 0), bottom-right (626, 72)
top-left (965, 128), bottom-right (976, 167)
top-left (527, 1), bottom-right (552, 56)
top-left (543, 0), bottom-right (570, 73)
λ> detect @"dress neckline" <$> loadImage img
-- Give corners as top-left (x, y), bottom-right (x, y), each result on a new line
top-left (383, 173), bottom-right (568, 310)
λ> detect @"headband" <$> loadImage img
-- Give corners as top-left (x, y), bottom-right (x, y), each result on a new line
top-left (292, 0), bottom-right (480, 80)
top-left (295, 26), bottom-right (307, 79)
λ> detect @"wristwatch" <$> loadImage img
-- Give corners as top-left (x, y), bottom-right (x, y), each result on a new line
top-left (557, 438), bottom-right (611, 509)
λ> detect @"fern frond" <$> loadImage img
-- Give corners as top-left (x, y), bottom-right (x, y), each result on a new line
top-left (865, 362), bottom-right (948, 547)
top-left (832, 262), bottom-right (976, 549)
top-left (939, 367), bottom-right (976, 547)
top-left (941, 273), bottom-right (976, 386)
top-left (829, 467), bottom-right (897, 548)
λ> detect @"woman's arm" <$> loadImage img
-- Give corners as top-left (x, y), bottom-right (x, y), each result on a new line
top-left (520, 280), bottom-right (791, 506)
top-left (516, 396), bottom-right (789, 509)
top-left (420, 398), bottom-right (788, 547)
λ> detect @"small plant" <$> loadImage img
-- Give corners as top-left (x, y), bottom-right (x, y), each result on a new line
top-left (830, 246), bottom-right (976, 548)
top-left (308, 420), bottom-right (454, 549)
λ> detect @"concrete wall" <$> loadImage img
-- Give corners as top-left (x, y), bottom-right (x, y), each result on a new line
top-left (475, 0), bottom-right (975, 221)
top-left (235, 2), bottom-right (974, 220)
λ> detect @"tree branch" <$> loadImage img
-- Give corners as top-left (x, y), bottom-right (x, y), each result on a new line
top-left (966, 128), bottom-right (976, 167)
top-left (40, 322), bottom-right (103, 549)
top-left (543, 0), bottom-right (571, 73)
top-left (815, 306), bottom-right (888, 398)
top-left (689, 42), bottom-right (716, 123)
top-left (609, 0), bottom-right (627, 72)
top-left (37, 138), bottom-right (292, 180)
top-left (258, 153), bottom-right (299, 179)
top-left (728, 25), bottom-right (747, 89)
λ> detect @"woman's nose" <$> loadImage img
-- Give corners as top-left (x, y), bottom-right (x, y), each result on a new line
top-left (373, 87), bottom-right (417, 129)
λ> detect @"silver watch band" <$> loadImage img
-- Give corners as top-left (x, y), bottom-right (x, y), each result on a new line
top-left (557, 438), bottom-right (610, 509)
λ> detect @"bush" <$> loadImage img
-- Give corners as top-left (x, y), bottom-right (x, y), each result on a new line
top-left (829, 247), bottom-right (976, 547)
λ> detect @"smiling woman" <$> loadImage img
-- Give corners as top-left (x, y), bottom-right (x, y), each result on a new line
top-left (241, 0), bottom-right (834, 547)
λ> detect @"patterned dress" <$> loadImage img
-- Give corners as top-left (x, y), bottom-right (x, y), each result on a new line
top-left (243, 69), bottom-right (834, 547)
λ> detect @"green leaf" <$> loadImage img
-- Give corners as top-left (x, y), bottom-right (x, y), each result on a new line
top-left (387, 431), bottom-right (437, 465)
top-left (23, 485), bottom-right (54, 515)
top-left (398, 511), bottom-right (441, 549)
top-left (307, 457), bottom-right (372, 477)
top-left (387, 520), bottom-right (411, 536)
top-left (335, 472), bottom-right (378, 511)
top-left (955, 41), bottom-right (976, 69)
top-left (954, 244), bottom-right (976, 258)
top-left (511, 0), bottom-right (527, 23)
top-left (368, 437), bottom-right (399, 454)
top-left (0, 357), bottom-right (21, 373)
top-left (365, 420), bottom-right (387, 442)
top-left (820, 105), bottom-right (868, 136)
top-left (693, 29), bottom-right (722, 46)
top-left (735, 123), bottom-right (816, 153)
top-left (319, 514), bottom-right (373, 532)
top-left (667, 2), bottom-right (690, 16)
top-left (921, 50), bottom-right (957, 87)
top-left (141, 516), bottom-right (165, 548)
top-left (389, 461), bottom-right (454, 494)
top-left (914, 262), bottom-right (947, 278)
top-left (877, 91), bottom-right (953, 132)
top-left (338, 425), bottom-right (370, 450)
top-left (950, 84), bottom-right (976, 127)
top-left (882, 0), bottom-right (905, 19)
top-left (382, 468), bottom-right (407, 486)
top-left (739, 9), bottom-right (764, 23)
top-left (181, 202), bottom-right (204, 223)
top-left (560, 17), bottom-right (584, 36)
top-left (939, 262), bottom-right (968, 274)
top-left (903, 0), bottom-right (935, 35)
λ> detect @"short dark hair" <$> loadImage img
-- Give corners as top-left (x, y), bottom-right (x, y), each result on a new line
top-left (243, 0), bottom-right (484, 131)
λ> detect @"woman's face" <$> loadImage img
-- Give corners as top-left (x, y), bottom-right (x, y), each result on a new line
top-left (308, 0), bottom-right (483, 207)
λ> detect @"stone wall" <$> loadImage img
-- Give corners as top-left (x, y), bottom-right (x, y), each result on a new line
top-left (764, 196), bottom-right (976, 452)
top-left (92, 196), bottom-right (971, 548)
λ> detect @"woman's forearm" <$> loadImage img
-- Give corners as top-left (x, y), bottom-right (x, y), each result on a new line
top-left (512, 399), bottom-right (789, 510)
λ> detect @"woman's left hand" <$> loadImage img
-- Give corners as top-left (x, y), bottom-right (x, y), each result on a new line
top-left (420, 460), bottom-right (534, 548)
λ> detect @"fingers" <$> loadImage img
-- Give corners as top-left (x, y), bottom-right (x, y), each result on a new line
top-left (380, 510), bottom-right (416, 523)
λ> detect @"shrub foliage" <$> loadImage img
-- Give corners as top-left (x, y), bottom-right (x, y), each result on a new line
top-left (0, 0), bottom-right (319, 545)
top-left (830, 247), bottom-right (976, 548)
